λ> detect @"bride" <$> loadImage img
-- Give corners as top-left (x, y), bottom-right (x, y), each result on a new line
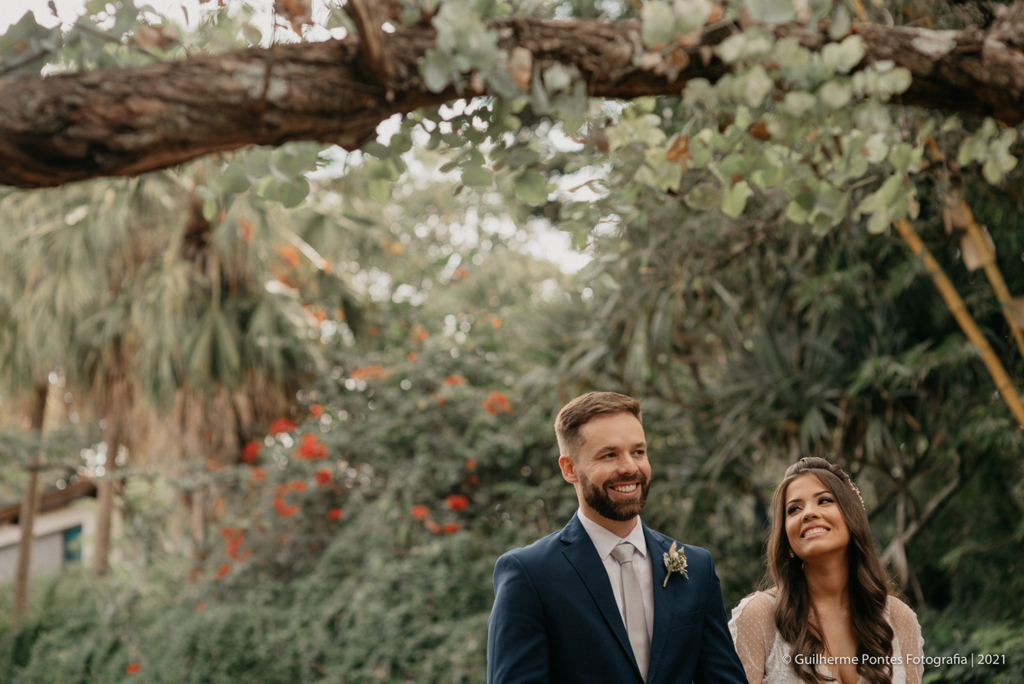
top-left (729, 457), bottom-right (925, 684)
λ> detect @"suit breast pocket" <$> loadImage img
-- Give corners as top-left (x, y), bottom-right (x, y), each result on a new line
top-left (668, 609), bottom-right (703, 631)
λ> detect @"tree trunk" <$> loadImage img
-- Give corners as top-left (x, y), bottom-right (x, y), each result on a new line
top-left (5, 7), bottom-right (1024, 187)
top-left (13, 382), bottom-right (48, 629)
top-left (92, 418), bottom-right (121, 577)
top-left (93, 373), bottom-right (128, 577)
top-left (189, 487), bottom-right (207, 581)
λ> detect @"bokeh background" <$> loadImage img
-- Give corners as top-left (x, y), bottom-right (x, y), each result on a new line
top-left (1, 0), bottom-right (1023, 682)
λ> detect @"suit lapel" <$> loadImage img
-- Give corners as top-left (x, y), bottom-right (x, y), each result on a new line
top-left (560, 514), bottom-right (641, 680)
top-left (644, 526), bottom-right (682, 684)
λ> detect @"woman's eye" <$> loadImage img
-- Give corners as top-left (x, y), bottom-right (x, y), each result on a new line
top-left (819, 497), bottom-right (833, 504)
top-left (787, 506), bottom-right (799, 515)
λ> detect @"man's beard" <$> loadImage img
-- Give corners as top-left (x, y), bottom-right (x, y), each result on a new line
top-left (579, 470), bottom-right (650, 522)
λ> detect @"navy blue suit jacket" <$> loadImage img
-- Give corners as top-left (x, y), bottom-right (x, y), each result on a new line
top-left (487, 513), bottom-right (747, 684)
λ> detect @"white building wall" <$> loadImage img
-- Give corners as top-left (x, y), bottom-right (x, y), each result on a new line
top-left (0, 498), bottom-right (101, 582)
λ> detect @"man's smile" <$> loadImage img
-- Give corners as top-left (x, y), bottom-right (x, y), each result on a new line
top-left (608, 482), bottom-right (640, 496)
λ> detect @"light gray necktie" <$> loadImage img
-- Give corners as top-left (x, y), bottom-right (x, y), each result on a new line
top-left (611, 542), bottom-right (650, 681)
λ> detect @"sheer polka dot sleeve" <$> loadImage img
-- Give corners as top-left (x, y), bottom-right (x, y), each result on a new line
top-left (728, 592), bottom-right (776, 684)
top-left (888, 596), bottom-right (925, 684)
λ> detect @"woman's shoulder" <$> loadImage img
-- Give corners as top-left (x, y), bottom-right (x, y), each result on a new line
top-left (730, 590), bottom-right (777, 625)
top-left (885, 595), bottom-right (923, 629)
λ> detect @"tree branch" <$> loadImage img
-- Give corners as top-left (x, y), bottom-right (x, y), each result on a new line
top-left (6, 10), bottom-right (1024, 188)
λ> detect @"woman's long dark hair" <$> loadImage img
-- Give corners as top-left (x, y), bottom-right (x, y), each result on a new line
top-left (766, 457), bottom-right (894, 684)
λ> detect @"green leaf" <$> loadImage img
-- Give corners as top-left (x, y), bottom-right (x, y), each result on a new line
top-left (641, 1), bottom-right (676, 47)
top-left (362, 141), bottom-right (391, 159)
top-left (717, 33), bottom-right (748, 64)
top-left (721, 181), bottom-right (753, 218)
top-left (744, 0), bottom-right (795, 24)
top-left (420, 50), bottom-right (452, 93)
top-left (674, 0), bottom-right (711, 34)
top-left (461, 167), bottom-right (494, 187)
top-left (822, 36), bottom-right (865, 75)
top-left (513, 170), bottom-right (548, 205)
top-left (368, 178), bottom-right (391, 203)
top-left (819, 80), bottom-right (852, 109)
top-left (783, 91), bottom-right (817, 117)
top-left (213, 164), bottom-right (250, 195)
top-left (742, 65), bottom-right (774, 107)
top-left (829, 4), bottom-right (851, 41)
top-left (683, 182), bottom-right (722, 210)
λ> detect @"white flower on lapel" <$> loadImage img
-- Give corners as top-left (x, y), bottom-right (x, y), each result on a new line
top-left (662, 541), bottom-right (688, 587)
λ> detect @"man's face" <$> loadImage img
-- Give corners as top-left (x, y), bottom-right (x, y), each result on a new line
top-left (559, 412), bottom-right (651, 525)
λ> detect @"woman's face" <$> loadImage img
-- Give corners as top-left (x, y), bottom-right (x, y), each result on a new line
top-left (784, 473), bottom-right (851, 561)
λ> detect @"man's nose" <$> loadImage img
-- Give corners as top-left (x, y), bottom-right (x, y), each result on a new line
top-left (616, 454), bottom-right (639, 475)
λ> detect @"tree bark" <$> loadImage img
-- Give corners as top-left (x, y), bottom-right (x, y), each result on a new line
top-left (92, 416), bottom-right (121, 577)
top-left (92, 367), bottom-right (129, 577)
top-left (5, 8), bottom-right (1024, 188)
top-left (13, 382), bottom-right (48, 629)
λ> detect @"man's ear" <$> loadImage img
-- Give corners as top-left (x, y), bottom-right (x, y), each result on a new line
top-left (558, 454), bottom-right (578, 483)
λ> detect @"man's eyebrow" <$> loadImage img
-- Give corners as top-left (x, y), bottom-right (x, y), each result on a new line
top-left (594, 442), bottom-right (646, 452)
top-left (786, 490), bottom-right (831, 505)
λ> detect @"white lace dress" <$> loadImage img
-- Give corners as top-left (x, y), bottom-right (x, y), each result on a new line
top-left (728, 592), bottom-right (925, 684)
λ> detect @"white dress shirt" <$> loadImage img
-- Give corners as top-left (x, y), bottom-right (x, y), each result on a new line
top-left (577, 509), bottom-right (655, 641)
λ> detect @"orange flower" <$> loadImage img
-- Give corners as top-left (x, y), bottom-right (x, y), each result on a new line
top-left (446, 494), bottom-right (470, 512)
top-left (350, 364), bottom-right (388, 381)
top-left (327, 507), bottom-right (344, 521)
top-left (126, 662), bottom-right (142, 675)
top-left (467, 474), bottom-right (479, 485)
top-left (289, 480), bottom-right (308, 493)
top-left (273, 496), bottom-right (299, 517)
top-left (195, 602), bottom-right (206, 613)
top-left (294, 433), bottom-right (328, 460)
top-left (214, 563), bottom-right (231, 580)
top-left (443, 375), bottom-right (467, 387)
top-left (278, 244), bottom-right (301, 266)
top-left (314, 468), bottom-right (332, 487)
top-left (269, 418), bottom-right (297, 435)
top-left (436, 394), bottom-right (447, 406)
top-left (251, 467), bottom-right (267, 483)
top-left (220, 527), bottom-right (245, 559)
top-left (451, 267), bottom-right (469, 281)
top-left (309, 404), bottom-right (324, 418)
top-left (482, 391), bottom-right (514, 416)
top-left (442, 523), bottom-right (462, 535)
top-left (411, 505), bottom-right (429, 521)
top-left (407, 352), bottom-right (419, 362)
top-left (410, 325), bottom-right (429, 342)
top-left (241, 441), bottom-right (261, 463)
top-left (491, 317), bottom-right (503, 329)
top-left (424, 520), bottom-right (441, 534)
top-left (465, 458), bottom-right (477, 470)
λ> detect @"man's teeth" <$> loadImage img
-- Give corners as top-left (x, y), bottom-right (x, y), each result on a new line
top-left (610, 484), bottom-right (638, 493)
top-left (803, 527), bottom-right (829, 538)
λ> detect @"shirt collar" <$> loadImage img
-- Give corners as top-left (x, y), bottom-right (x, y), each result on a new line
top-left (576, 509), bottom-right (648, 560)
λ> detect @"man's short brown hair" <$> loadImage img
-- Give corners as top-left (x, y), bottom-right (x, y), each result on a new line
top-left (554, 391), bottom-right (642, 459)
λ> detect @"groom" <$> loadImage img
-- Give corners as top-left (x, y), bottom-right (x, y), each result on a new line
top-left (487, 392), bottom-right (747, 684)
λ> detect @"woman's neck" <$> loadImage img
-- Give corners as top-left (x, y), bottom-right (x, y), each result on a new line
top-left (803, 552), bottom-right (850, 609)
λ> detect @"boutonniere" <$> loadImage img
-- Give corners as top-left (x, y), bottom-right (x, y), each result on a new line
top-left (662, 541), bottom-right (688, 587)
